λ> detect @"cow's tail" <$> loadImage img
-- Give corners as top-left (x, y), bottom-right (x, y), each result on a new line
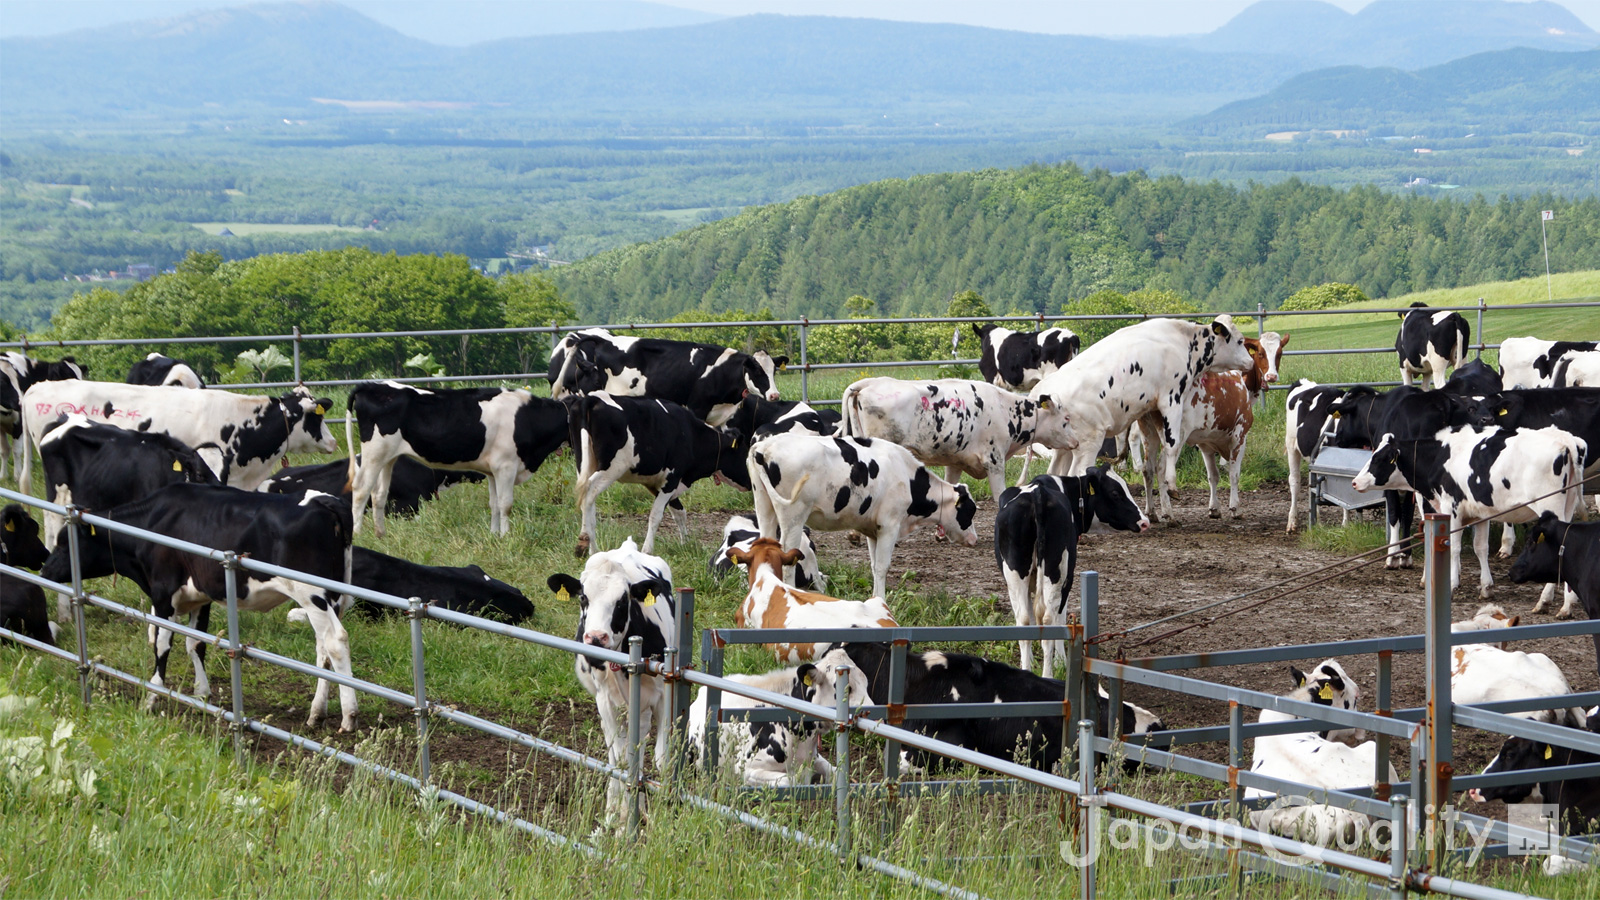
top-left (840, 383), bottom-right (862, 436)
top-left (1455, 316), bottom-right (1471, 367)
top-left (568, 395), bottom-right (597, 507)
top-left (343, 404), bottom-right (359, 493)
top-left (18, 409), bottom-right (34, 496)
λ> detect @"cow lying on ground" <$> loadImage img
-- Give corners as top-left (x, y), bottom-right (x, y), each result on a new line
top-left (126, 353), bottom-right (204, 389)
top-left (1395, 302), bottom-right (1470, 389)
top-left (1469, 719), bottom-right (1600, 855)
top-left (552, 329), bottom-right (786, 425)
top-left (40, 483), bottom-right (358, 731)
top-left (568, 391), bottom-right (753, 556)
top-left (20, 382), bottom-right (335, 494)
top-left (973, 324), bottom-right (1079, 392)
top-left (1, 505), bottom-right (55, 647)
top-left (36, 414), bottom-right (220, 553)
top-left (818, 642), bottom-right (1164, 774)
top-left (709, 514), bottom-right (824, 591)
top-left (1511, 514), bottom-right (1600, 676)
top-left (1284, 380), bottom-right (1350, 532)
top-left (748, 434), bottom-right (978, 598)
top-left (1452, 603), bottom-right (1586, 727)
top-left (995, 471), bottom-right (1148, 676)
top-left (687, 662), bottom-right (870, 788)
top-left (729, 537), bottom-right (895, 663)
top-left (346, 381), bottom-right (569, 536)
top-left (1498, 337), bottom-right (1599, 389)
top-left (547, 538), bottom-right (675, 828)
top-left (262, 455), bottom-right (483, 517)
top-left (842, 376), bottom-right (1077, 502)
top-left (1247, 661), bottom-right (1396, 846)
top-left (1, 353), bottom-right (86, 482)
top-left (1353, 426), bottom-right (1587, 605)
top-left (1031, 316), bottom-right (1254, 523)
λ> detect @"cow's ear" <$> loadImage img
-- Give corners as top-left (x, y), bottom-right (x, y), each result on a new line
top-left (1037, 396), bottom-right (1051, 410)
top-left (1290, 666), bottom-right (1307, 688)
top-left (1211, 321), bottom-right (1227, 337)
top-left (1279, 334), bottom-right (1291, 348)
top-left (547, 574), bottom-right (581, 604)
top-left (1508, 615), bottom-right (1521, 628)
top-left (630, 579), bottom-right (670, 608)
top-left (797, 663), bottom-right (817, 688)
top-left (727, 545), bottom-right (753, 565)
top-left (771, 356), bottom-right (788, 370)
top-left (782, 548), bottom-right (804, 567)
top-left (313, 397), bottom-right (335, 416)
top-left (1, 507), bottom-right (21, 534)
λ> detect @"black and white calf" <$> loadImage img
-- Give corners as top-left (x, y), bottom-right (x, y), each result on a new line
top-left (337, 547), bottom-right (533, 622)
top-left (346, 381), bottom-right (569, 536)
top-left (552, 329), bottom-right (786, 425)
top-left (36, 414), bottom-right (221, 554)
top-left (568, 391), bottom-right (754, 556)
top-left (1511, 514), bottom-right (1600, 673)
top-left (262, 455), bottom-right (484, 517)
top-left (748, 434), bottom-right (978, 598)
top-left (548, 538), bottom-right (675, 827)
top-left (1284, 380), bottom-right (1350, 532)
top-left (20, 382), bottom-right (336, 494)
top-left (1, 504), bottom-right (55, 647)
top-left (1470, 721), bottom-right (1600, 844)
top-left (818, 642), bottom-right (1164, 774)
top-left (1352, 426), bottom-right (1587, 605)
top-left (40, 483), bottom-right (358, 731)
top-left (1395, 302), bottom-right (1470, 389)
top-left (1032, 316), bottom-right (1254, 522)
top-left (686, 663), bottom-right (870, 788)
top-left (1498, 337), bottom-right (1599, 389)
top-left (972, 324), bottom-right (1080, 392)
top-left (995, 470), bottom-right (1148, 676)
top-left (126, 353), bottom-right (204, 389)
top-left (1, 352), bottom-right (86, 482)
top-left (842, 376), bottom-right (1077, 502)
top-left (708, 514), bottom-right (824, 591)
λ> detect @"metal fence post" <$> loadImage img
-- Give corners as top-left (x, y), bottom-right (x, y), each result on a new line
top-left (1409, 722), bottom-right (1425, 862)
top-left (64, 508), bottom-right (91, 707)
top-left (626, 635), bottom-right (644, 841)
top-left (1422, 513), bottom-right (1453, 862)
top-left (1375, 649), bottom-right (1393, 799)
top-left (703, 631), bottom-right (723, 772)
top-left (1475, 297), bottom-right (1486, 360)
top-left (1078, 717), bottom-right (1097, 900)
top-left (1228, 701), bottom-right (1244, 815)
top-left (292, 325), bottom-right (302, 384)
top-left (408, 596), bottom-right (432, 789)
top-left (883, 639), bottom-right (907, 781)
top-left (799, 318), bottom-right (810, 404)
top-left (223, 552), bottom-right (247, 767)
top-left (1389, 794), bottom-right (1409, 899)
top-left (834, 663), bottom-right (852, 865)
top-left (673, 588), bottom-right (695, 772)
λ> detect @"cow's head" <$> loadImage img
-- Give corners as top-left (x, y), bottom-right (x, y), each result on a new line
top-left (714, 425), bottom-right (755, 492)
top-left (946, 482), bottom-right (979, 547)
top-left (1451, 603), bottom-right (1520, 643)
top-left (726, 536), bottom-right (802, 585)
top-left (1510, 512), bottom-right (1568, 587)
top-left (550, 541), bottom-right (673, 668)
top-left (1082, 466), bottom-right (1150, 534)
top-left (1, 504), bottom-right (48, 571)
top-left (1290, 659), bottom-right (1362, 741)
top-left (41, 516), bottom-right (121, 584)
top-left (280, 389), bottom-right (339, 454)
top-left (1468, 392), bottom-right (1522, 431)
top-left (743, 351), bottom-right (786, 403)
top-left (1398, 301), bottom-right (1430, 320)
top-left (1028, 396), bottom-right (1078, 452)
top-left (788, 662), bottom-right (872, 727)
top-left (1352, 433), bottom-right (1408, 492)
top-left (1324, 387), bottom-right (1377, 449)
top-left (1256, 332), bottom-right (1288, 384)
top-left (1472, 735), bottom-right (1563, 805)
top-left (1203, 315), bottom-right (1254, 375)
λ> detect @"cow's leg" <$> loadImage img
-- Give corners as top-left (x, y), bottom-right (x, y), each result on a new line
top-left (576, 469), bottom-right (616, 557)
top-left (294, 584), bottom-right (357, 732)
top-left (1472, 521), bottom-right (1492, 598)
top-left (752, 479), bottom-right (778, 538)
top-left (370, 465), bottom-right (395, 536)
top-left (1226, 441), bottom-right (1245, 519)
top-left (146, 600), bottom-right (178, 712)
top-left (1556, 584), bottom-right (1580, 619)
top-left (652, 691), bottom-right (672, 771)
top-left (1400, 365), bottom-right (1414, 388)
top-left (1002, 562), bottom-right (1035, 672)
top-left (1200, 448), bottom-right (1221, 518)
top-left (1041, 568), bottom-right (1067, 678)
top-left (986, 461), bottom-right (1008, 506)
top-left (186, 603), bottom-right (214, 702)
top-left (669, 496), bottom-right (690, 540)
top-left (1286, 441), bottom-right (1303, 532)
top-left (868, 533), bottom-right (895, 599)
top-left (592, 690), bottom-right (628, 828)
top-left (1496, 523), bottom-right (1517, 559)
top-left (642, 487), bottom-right (677, 554)
top-left (483, 472), bottom-right (501, 534)
top-left (1133, 421), bottom-right (1160, 518)
top-left (492, 468), bottom-right (517, 536)
top-left (350, 447), bottom-right (395, 536)
top-left (1158, 412), bottom-right (1183, 522)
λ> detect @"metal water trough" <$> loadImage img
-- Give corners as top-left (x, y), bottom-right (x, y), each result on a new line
top-left (1307, 444), bottom-right (1386, 527)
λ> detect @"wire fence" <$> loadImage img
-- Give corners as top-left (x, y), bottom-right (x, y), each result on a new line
top-left (3, 477), bottom-right (1594, 899)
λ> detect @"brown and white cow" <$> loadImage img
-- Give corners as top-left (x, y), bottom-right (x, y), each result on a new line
top-left (729, 537), bottom-right (896, 663)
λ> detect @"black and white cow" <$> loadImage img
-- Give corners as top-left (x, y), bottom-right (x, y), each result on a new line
top-left (748, 434), bottom-right (979, 598)
top-left (261, 455), bottom-right (484, 517)
top-left (749, 399), bottom-right (841, 440)
top-left (1352, 426), bottom-right (1587, 605)
top-left (995, 470), bottom-right (1149, 676)
top-left (1395, 302), bottom-right (1470, 389)
top-left (842, 376), bottom-right (1077, 502)
top-left (1511, 514), bottom-right (1600, 667)
top-left (568, 391), bottom-right (754, 556)
top-left (19, 382), bottom-right (336, 494)
top-left (546, 327), bottom-right (615, 388)
top-left (972, 324), bottom-right (1080, 392)
top-left (345, 381), bottom-right (569, 536)
top-left (126, 353), bottom-right (204, 389)
top-left (547, 538), bottom-right (675, 827)
top-left (1031, 316), bottom-right (1254, 522)
top-left (551, 329), bottom-right (787, 425)
top-left (1466, 388), bottom-right (1600, 480)
top-left (1284, 379), bottom-right (1351, 532)
top-left (686, 662), bottom-right (870, 788)
top-left (1, 504), bottom-right (55, 647)
top-left (335, 547), bottom-right (534, 622)
top-left (709, 514), bottom-right (825, 591)
top-left (36, 414), bottom-right (221, 554)
top-left (1554, 351), bottom-right (1600, 389)
top-left (40, 483), bottom-right (357, 731)
top-left (1470, 719), bottom-right (1600, 842)
top-left (1499, 337), bottom-right (1600, 390)
top-left (1, 352), bottom-right (86, 482)
top-left (818, 642), bottom-right (1164, 774)
top-left (1442, 359), bottom-right (1503, 396)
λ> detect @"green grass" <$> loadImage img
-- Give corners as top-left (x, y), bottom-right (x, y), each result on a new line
top-left (190, 222), bottom-right (365, 236)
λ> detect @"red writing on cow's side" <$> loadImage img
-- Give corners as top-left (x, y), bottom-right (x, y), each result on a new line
top-left (37, 402), bottom-right (143, 421)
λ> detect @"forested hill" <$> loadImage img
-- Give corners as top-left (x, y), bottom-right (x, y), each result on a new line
top-left (552, 165), bottom-right (1600, 320)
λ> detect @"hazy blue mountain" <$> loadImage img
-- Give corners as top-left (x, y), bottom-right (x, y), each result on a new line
top-left (1188, 46), bottom-right (1600, 134)
top-left (1170, 0), bottom-right (1598, 68)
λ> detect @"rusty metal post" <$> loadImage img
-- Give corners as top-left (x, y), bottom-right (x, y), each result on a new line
top-left (1389, 794), bottom-right (1409, 899)
top-left (1375, 650), bottom-right (1393, 799)
top-left (1228, 701), bottom-right (1244, 814)
top-left (834, 664), bottom-right (852, 865)
top-left (1423, 512), bottom-right (1454, 864)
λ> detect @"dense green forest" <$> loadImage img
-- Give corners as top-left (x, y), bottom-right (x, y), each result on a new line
top-left (551, 164), bottom-right (1600, 320)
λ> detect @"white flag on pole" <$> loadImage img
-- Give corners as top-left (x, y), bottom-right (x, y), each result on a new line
top-left (1542, 210), bottom-right (1555, 221)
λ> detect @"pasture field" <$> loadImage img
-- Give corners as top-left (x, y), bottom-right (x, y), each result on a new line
top-left (2, 283), bottom-right (1599, 897)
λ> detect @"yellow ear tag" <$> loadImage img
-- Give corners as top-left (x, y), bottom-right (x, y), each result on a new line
top-left (1537, 533), bottom-right (1546, 543)
top-left (1546, 745), bottom-right (1554, 760)
top-left (173, 459), bottom-right (183, 472)
top-left (1498, 409), bottom-right (1507, 416)
top-left (556, 586), bottom-right (571, 603)
top-left (3, 520), bottom-right (14, 533)
top-left (802, 672), bottom-right (814, 687)
top-left (1087, 485), bottom-right (1095, 495)
top-left (1331, 411), bottom-right (1342, 419)
top-left (730, 439), bottom-right (737, 450)
top-left (314, 404), bottom-right (327, 415)
top-left (89, 525), bottom-right (96, 536)
top-left (1318, 684), bottom-right (1334, 701)
top-left (642, 590), bottom-right (657, 607)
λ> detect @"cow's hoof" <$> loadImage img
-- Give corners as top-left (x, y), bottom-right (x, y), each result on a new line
top-left (1230, 510), bottom-right (1243, 520)
top-left (1494, 551), bottom-right (1512, 560)
top-left (338, 719), bottom-right (358, 734)
top-left (1208, 509), bottom-right (1221, 519)
top-left (1478, 585), bottom-right (1495, 599)
top-left (1164, 518), bottom-right (1182, 528)
top-left (1557, 608), bottom-right (1575, 620)
top-left (846, 532), bottom-right (863, 547)
top-left (1166, 489), bottom-right (1180, 500)
top-left (574, 535), bottom-right (591, 558)
top-left (1285, 524), bottom-right (1298, 534)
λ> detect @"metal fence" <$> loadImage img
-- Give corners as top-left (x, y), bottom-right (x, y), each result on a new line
top-left (6, 298), bottom-right (1598, 403)
top-left (3, 477), bottom-right (1594, 899)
